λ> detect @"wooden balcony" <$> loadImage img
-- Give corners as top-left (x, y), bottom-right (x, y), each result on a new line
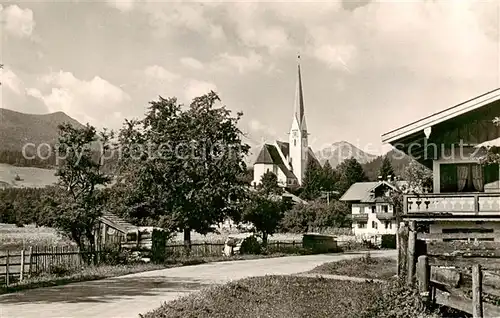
top-left (350, 213), bottom-right (368, 222)
top-left (403, 193), bottom-right (500, 219)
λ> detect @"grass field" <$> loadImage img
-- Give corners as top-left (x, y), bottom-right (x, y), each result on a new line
top-left (309, 254), bottom-right (398, 280)
top-left (140, 275), bottom-right (441, 318)
top-left (0, 164), bottom-right (57, 188)
top-left (0, 223), bottom-right (72, 252)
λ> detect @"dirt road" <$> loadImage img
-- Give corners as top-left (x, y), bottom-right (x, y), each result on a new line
top-left (0, 250), bottom-right (396, 318)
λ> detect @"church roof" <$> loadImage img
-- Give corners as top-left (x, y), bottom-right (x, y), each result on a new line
top-left (276, 141), bottom-right (289, 158)
top-left (254, 144), bottom-right (297, 179)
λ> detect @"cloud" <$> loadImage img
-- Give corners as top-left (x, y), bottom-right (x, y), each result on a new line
top-left (248, 118), bottom-right (277, 137)
top-left (180, 57), bottom-right (204, 70)
top-left (143, 3), bottom-right (226, 40)
top-left (0, 4), bottom-right (36, 38)
top-left (211, 51), bottom-right (264, 74)
top-left (310, 44), bottom-right (356, 72)
top-left (183, 79), bottom-right (217, 101)
top-left (0, 68), bottom-right (23, 94)
top-left (27, 71), bottom-right (130, 124)
top-left (105, 0), bottom-right (135, 12)
top-left (144, 65), bottom-right (179, 82)
top-left (227, 3), bottom-right (291, 53)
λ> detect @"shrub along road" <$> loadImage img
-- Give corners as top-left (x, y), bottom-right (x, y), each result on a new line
top-left (0, 250), bottom-right (396, 318)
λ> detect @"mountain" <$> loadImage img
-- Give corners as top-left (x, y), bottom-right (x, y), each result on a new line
top-left (0, 109), bottom-right (83, 152)
top-left (315, 141), bottom-right (377, 168)
top-left (361, 149), bottom-right (414, 181)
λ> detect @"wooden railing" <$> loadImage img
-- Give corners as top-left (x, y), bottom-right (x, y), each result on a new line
top-left (404, 193), bottom-right (500, 215)
top-left (399, 225), bottom-right (500, 317)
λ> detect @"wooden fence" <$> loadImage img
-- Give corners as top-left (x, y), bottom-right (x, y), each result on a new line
top-left (0, 245), bottom-right (99, 286)
top-left (399, 222), bottom-right (500, 318)
top-left (0, 240), bottom-right (305, 286)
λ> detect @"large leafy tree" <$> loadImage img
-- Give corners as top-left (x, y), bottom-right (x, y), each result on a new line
top-left (113, 92), bottom-right (250, 249)
top-left (336, 157), bottom-right (368, 195)
top-left (378, 155), bottom-right (395, 181)
top-left (242, 172), bottom-right (286, 246)
top-left (43, 123), bottom-right (112, 264)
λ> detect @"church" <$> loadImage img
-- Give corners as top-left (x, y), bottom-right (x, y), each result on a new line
top-left (253, 57), bottom-right (320, 188)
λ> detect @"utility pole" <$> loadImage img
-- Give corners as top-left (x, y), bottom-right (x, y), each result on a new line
top-left (321, 190), bottom-right (339, 206)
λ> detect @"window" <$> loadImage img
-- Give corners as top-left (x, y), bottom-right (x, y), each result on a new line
top-left (385, 221), bottom-right (392, 229)
top-left (440, 163), bottom-right (499, 193)
top-left (372, 221), bottom-right (378, 229)
top-left (382, 205), bottom-right (389, 213)
top-left (358, 222), bottom-right (366, 229)
top-left (371, 206), bottom-right (376, 213)
top-left (294, 139), bottom-right (297, 146)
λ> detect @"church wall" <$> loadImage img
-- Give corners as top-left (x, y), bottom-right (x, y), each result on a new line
top-left (253, 163), bottom-right (276, 185)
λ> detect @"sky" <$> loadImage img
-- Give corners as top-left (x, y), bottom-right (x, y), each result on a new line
top-left (1, 0), bottom-right (500, 158)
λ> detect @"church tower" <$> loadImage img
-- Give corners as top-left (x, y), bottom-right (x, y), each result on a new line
top-left (288, 55), bottom-right (308, 185)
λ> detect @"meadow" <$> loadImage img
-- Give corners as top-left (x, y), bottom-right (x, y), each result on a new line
top-left (0, 163), bottom-right (58, 188)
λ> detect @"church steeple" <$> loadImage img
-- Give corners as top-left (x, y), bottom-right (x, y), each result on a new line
top-left (294, 54), bottom-right (307, 133)
top-left (289, 54), bottom-right (309, 186)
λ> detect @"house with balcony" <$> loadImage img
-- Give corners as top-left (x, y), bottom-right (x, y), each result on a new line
top-left (341, 180), bottom-right (403, 236)
top-left (382, 88), bottom-right (500, 241)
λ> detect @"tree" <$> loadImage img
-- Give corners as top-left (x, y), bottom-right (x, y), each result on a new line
top-left (401, 160), bottom-right (433, 193)
top-left (281, 198), bottom-right (350, 233)
top-left (300, 158), bottom-right (324, 200)
top-left (315, 199), bottom-right (351, 228)
top-left (336, 157), bottom-right (368, 195)
top-left (281, 201), bottom-right (318, 233)
top-left (378, 155), bottom-right (395, 181)
top-left (259, 171), bottom-right (283, 196)
top-left (481, 117), bottom-right (500, 164)
top-left (43, 123), bottom-right (112, 264)
top-left (113, 92), bottom-right (250, 250)
top-left (322, 161), bottom-right (338, 190)
top-left (242, 172), bottom-right (285, 246)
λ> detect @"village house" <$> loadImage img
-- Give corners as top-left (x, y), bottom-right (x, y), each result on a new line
top-left (253, 56), bottom-right (320, 188)
top-left (341, 180), bottom-right (402, 236)
top-left (382, 88), bottom-right (500, 241)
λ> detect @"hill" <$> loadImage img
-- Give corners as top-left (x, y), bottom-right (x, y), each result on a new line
top-left (361, 149), bottom-right (414, 181)
top-left (0, 108), bottom-right (83, 152)
top-left (315, 141), bottom-right (377, 168)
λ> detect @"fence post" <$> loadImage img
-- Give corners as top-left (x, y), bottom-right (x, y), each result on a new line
top-left (417, 255), bottom-right (430, 305)
top-left (407, 221), bottom-right (416, 287)
top-left (472, 264), bottom-right (483, 318)
top-left (398, 223), bottom-right (409, 278)
top-left (27, 246), bottom-right (33, 278)
top-left (5, 251), bottom-right (10, 287)
top-left (20, 249), bottom-right (25, 282)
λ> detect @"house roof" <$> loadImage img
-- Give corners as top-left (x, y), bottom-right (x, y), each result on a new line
top-left (340, 182), bottom-right (379, 202)
top-left (99, 212), bottom-right (137, 234)
top-left (340, 181), bottom-right (405, 202)
top-left (382, 88), bottom-right (500, 144)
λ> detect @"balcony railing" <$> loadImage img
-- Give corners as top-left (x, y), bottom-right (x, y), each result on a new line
top-left (404, 193), bottom-right (500, 215)
top-left (350, 213), bottom-right (369, 222)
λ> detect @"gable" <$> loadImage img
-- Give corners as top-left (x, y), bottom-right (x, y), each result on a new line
top-left (382, 88), bottom-right (500, 144)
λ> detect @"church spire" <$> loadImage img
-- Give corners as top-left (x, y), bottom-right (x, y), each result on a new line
top-left (294, 53), bottom-right (307, 132)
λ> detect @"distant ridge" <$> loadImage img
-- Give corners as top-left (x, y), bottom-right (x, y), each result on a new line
top-left (315, 141), bottom-right (377, 167)
top-left (0, 108), bottom-right (83, 152)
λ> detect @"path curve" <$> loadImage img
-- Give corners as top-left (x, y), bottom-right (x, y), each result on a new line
top-left (0, 250), bottom-right (396, 318)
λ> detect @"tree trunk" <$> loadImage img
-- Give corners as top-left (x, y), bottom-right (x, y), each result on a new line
top-left (262, 232), bottom-right (268, 248)
top-left (183, 228), bottom-right (191, 257)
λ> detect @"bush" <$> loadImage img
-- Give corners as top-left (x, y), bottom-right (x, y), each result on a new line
top-left (48, 264), bottom-right (72, 276)
top-left (239, 236), bottom-right (262, 255)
